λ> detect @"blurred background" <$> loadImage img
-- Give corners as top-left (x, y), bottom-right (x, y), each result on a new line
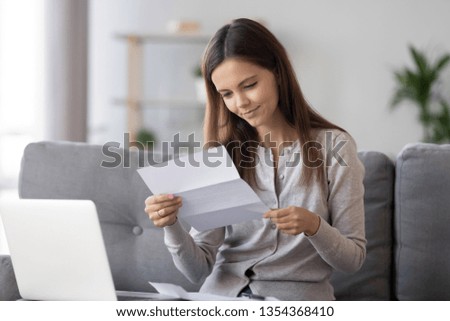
top-left (1, 0), bottom-right (450, 252)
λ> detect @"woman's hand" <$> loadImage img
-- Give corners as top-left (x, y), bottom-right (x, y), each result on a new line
top-left (145, 194), bottom-right (182, 228)
top-left (263, 206), bottom-right (320, 236)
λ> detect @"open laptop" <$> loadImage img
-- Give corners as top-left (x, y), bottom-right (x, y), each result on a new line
top-left (0, 198), bottom-right (168, 301)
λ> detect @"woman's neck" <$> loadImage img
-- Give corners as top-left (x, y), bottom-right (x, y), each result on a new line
top-left (258, 125), bottom-right (298, 150)
top-left (256, 107), bottom-right (298, 148)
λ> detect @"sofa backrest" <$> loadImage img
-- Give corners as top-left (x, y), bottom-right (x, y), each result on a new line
top-left (19, 141), bottom-right (200, 293)
top-left (394, 143), bottom-right (450, 300)
top-left (331, 151), bottom-right (395, 300)
top-left (16, 140), bottom-right (450, 300)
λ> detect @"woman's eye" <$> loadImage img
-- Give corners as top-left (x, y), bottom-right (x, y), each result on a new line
top-left (221, 92), bottom-right (232, 98)
top-left (244, 82), bottom-right (257, 89)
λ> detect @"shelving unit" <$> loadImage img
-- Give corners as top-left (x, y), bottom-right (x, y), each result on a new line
top-left (115, 33), bottom-right (210, 141)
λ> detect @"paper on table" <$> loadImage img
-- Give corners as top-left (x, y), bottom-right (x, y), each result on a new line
top-left (148, 282), bottom-right (244, 301)
top-left (137, 145), bottom-right (269, 231)
top-left (148, 282), bottom-right (279, 301)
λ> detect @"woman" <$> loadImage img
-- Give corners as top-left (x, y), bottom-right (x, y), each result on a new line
top-left (145, 18), bottom-right (366, 300)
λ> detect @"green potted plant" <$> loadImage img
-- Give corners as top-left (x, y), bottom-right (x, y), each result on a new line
top-left (390, 45), bottom-right (450, 143)
top-left (136, 128), bottom-right (156, 149)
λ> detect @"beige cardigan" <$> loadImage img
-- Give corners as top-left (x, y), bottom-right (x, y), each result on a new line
top-left (163, 129), bottom-right (366, 300)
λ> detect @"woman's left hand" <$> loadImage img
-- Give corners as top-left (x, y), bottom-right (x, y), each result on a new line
top-left (263, 206), bottom-right (321, 236)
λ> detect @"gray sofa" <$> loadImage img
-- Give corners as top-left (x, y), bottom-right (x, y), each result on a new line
top-left (1, 141), bottom-right (450, 300)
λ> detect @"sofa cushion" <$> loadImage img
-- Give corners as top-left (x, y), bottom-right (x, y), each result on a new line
top-left (394, 143), bottom-right (450, 300)
top-left (19, 141), bottom-right (201, 293)
top-left (331, 151), bottom-right (394, 300)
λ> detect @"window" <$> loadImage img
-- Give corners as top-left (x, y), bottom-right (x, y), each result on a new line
top-left (0, 0), bottom-right (45, 192)
top-left (0, 0), bottom-right (46, 253)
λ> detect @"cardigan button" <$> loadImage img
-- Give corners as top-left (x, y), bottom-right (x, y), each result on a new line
top-left (132, 226), bottom-right (143, 236)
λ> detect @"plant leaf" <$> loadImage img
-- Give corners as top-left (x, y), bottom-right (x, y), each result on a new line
top-left (434, 54), bottom-right (450, 74)
top-left (390, 44), bottom-right (450, 143)
top-left (409, 45), bottom-right (428, 77)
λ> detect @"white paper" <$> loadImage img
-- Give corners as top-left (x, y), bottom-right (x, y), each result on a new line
top-left (137, 145), bottom-right (269, 231)
top-left (148, 282), bottom-right (279, 301)
top-left (148, 282), bottom-right (242, 301)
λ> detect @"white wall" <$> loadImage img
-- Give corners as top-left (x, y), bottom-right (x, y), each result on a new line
top-left (89, 0), bottom-right (450, 157)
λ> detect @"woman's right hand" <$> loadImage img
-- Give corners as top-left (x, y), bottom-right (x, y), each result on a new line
top-left (145, 194), bottom-right (182, 228)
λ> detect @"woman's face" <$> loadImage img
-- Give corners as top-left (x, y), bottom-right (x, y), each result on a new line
top-left (211, 58), bottom-right (282, 131)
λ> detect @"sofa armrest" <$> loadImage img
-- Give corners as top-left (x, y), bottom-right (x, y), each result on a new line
top-left (394, 143), bottom-right (450, 300)
top-left (0, 255), bottom-right (21, 300)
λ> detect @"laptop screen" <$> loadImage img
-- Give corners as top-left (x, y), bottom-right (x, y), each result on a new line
top-left (0, 199), bottom-right (117, 301)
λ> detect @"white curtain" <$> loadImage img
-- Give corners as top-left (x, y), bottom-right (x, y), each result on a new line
top-left (44, 0), bottom-right (88, 142)
top-left (0, 0), bottom-right (46, 191)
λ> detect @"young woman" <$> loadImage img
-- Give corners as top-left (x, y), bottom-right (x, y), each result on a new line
top-left (145, 18), bottom-right (366, 300)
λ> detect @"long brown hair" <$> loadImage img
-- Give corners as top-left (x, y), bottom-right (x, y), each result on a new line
top-left (202, 18), bottom-right (344, 187)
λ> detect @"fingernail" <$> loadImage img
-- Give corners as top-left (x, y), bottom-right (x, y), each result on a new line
top-left (168, 194), bottom-right (174, 199)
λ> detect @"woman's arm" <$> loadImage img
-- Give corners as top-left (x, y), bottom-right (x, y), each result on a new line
top-left (145, 194), bottom-right (225, 283)
top-left (163, 222), bottom-right (225, 283)
top-left (307, 132), bottom-right (366, 273)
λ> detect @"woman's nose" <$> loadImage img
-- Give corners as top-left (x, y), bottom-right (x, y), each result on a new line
top-left (235, 93), bottom-right (250, 108)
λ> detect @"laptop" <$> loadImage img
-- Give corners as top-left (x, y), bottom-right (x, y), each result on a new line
top-left (0, 198), bottom-right (167, 301)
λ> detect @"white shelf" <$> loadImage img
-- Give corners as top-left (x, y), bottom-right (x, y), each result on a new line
top-left (115, 32), bottom-right (210, 140)
top-left (113, 98), bottom-right (204, 109)
top-left (115, 33), bottom-right (211, 44)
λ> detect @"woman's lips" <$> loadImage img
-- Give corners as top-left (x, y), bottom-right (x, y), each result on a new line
top-left (242, 105), bottom-right (260, 117)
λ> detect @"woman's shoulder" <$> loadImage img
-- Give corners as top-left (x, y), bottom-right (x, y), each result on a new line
top-left (310, 128), bottom-right (356, 145)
